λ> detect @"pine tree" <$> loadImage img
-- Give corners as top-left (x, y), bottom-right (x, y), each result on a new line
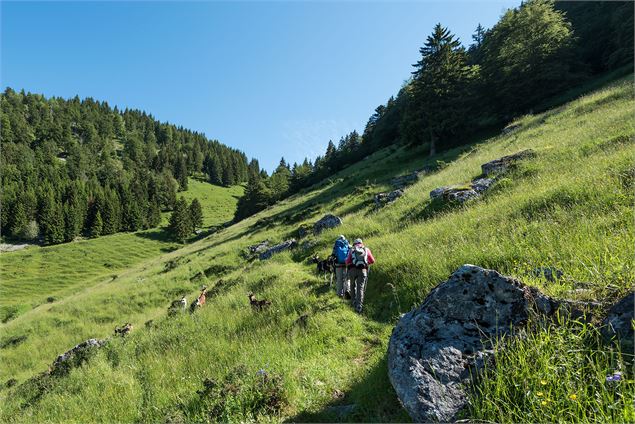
top-left (404, 24), bottom-right (477, 154)
top-left (189, 198), bottom-right (203, 232)
top-left (39, 190), bottom-right (64, 245)
top-left (63, 202), bottom-right (81, 242)
top-left (174, 156), bottom-right (189, 191)
top-left (89, 210), bottom-right (103, 238)
top-left (168, 197), bottom-right (191, 243)
top-left (10, 200), bottom-right (28, 239)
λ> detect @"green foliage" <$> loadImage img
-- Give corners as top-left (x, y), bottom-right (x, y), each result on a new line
top-left (89, 211), bottom-right (103, 238)
top-left (402, 24), bottom-right (477, 153)
top-left (1, 76), bottom-right (632, 423)
top-left (169, 197), bottom-right (192, 243)
top-left (0, 88), bottom-right (248, 245)
top-left (189, 198), bottom-right (203, 232)
top-left (479, 0), bottom-right (580, 116)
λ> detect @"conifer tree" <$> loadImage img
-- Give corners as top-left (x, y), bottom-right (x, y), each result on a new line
top-left (39, 190), bottom-right (64, 245)
top-left (10, 200), bottom-right (28, 239)
top-left (89, 210), bottom-right (103, 238)
top-left (189, 198), bottom-right (203, 232)
top-left (168, 197), bottom-right (191, 243)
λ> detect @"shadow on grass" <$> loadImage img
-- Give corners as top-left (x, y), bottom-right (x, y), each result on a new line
top-left (287, 353), bottom-right (410, 423)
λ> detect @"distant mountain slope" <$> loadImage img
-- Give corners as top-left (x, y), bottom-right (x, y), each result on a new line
top-left (1, 76), bottom-right (633, 422)
top-left (0, 179), bottom-right (243, 325)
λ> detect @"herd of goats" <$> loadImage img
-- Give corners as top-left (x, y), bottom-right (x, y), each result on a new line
top-left (111, 254), bottom-right (334, 338)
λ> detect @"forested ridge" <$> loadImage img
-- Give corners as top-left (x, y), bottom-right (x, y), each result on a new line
top-left (1, 90), bottom-right (250, 245)
top-left (1, 0), bottom-right (632, 242)
top-left (235, 0), bottom-right (634, 220)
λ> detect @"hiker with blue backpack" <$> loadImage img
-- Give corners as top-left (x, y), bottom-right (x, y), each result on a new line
top-left (345, 238), bottom-right (375, 313)
top-left (332, 235), bottom-right (351, 298)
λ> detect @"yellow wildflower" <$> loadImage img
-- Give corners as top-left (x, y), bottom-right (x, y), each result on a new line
top-left (540, 380), bottom-right (548, 386)
top-left (541, 400), bottom-right (548, 406)
top-left (569, 393), bottom-right (577, 401)
top-left (536, 392), bottom-right (544, 397)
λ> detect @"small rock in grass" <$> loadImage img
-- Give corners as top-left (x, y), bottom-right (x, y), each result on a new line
top-left (313, 214), bottom-right (342, 235)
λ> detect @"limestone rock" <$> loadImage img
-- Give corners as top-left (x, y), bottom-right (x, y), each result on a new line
top-left (313, 214), bottom-right (342, 235)
top-left (374, 189), bottom-right (404, 207)
top-left (601, 292), bottom-right (634, 355)
top-left (391, 171), bottom-right (422, 189)
top-left (388, 264), bottom-right (558, 423)
top-left (51, 338), bottom-right (107, 376)
top-left (248, 240), bottom-right (270, 254)
top-left (429, 186), bottom-right (479, 204)
top-left (259, 239), bottom-right (297, 260)
top-left (471, 178), bottom-right (495, 194)
top-left (481, 149), bottom-right (536, 176)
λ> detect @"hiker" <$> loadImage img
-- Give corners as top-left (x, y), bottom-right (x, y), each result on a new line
top-left (345, 238), bottom-right (375, 313)
top-left (332, 235), bottom-right (351, 298)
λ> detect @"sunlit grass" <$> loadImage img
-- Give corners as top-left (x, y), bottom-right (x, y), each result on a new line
top-left (0, 76), bottom-right (633, 422)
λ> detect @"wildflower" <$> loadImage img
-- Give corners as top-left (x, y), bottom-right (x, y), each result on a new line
top-left (536, 392), bottom-right (544, 397)
top-left (540, 379), bottom-right (548, 386)
top-left (541, 400), bottom-right (548, 406)
top-left (569, 393), bottom-right (577, 401)
top-left (606, 372), bottom-right (622, 382)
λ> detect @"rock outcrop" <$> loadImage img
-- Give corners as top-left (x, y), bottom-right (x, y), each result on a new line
top-left (259, 239), bottom-right (297, 260)
top-left (374, 189), bottom-right (404, 208)
top-left (481, 149), bottom-right (536, 176)
top-left (391, 171), bottom-right (422, 189)
top-left (313, 214), bottom-right (342, 235)
top-left (388, 264), bottom-right (558, 422)
top-left (51, 338), bottom-right (107, 376)
top-left (429, 178), bottom-right (495, 204)
top-left (601, 292), bottom-right (634, 355)
top-left (248, 240), bottom-right (270, 254)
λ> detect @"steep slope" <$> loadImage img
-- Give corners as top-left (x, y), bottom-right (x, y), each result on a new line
top-left (1, 77), bottom-right (633, 422)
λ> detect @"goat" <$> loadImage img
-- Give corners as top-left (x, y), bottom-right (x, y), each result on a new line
top-left (311, 254), bottom-right (336, 286)
top-left (190, 286), bottom-right (208, 313)
top-left (248, 292), bottom-right (272, 311)
top-left (168, 296), bottom-right (187, 316)
top-left (114, 322), bottom-right (133, 336)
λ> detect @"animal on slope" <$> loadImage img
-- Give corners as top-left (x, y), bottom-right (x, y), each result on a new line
top-left (311, 254), bottom-right (336, 286)
top-left (248, 292), bottom-right (272, 311)
top-left (190, 286), bottom-right (208, 313)
top-left (168, 296), bottom-right (187, 316)
top-left (114, 323), bottom-right (133, 336)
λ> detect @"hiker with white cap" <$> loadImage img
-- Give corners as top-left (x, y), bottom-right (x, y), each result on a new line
top-left (345, 238), bottom-right (375, 313)
top-left (331, 235), bottom-right (351, 298)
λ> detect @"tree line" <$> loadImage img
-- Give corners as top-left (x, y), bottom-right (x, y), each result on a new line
top-left (234, 0), bottom-right (633, 221)
top-left (1, 90), bottom-right (250, 244)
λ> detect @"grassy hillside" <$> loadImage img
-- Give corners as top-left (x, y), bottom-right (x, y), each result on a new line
top-left (0, 180), bottom-right (242, 347)
top-left (1, 77), bottom-right (633, 422)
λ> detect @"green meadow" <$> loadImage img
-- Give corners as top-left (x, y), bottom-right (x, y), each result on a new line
top-left (1, 76), bottom-right (633, 422)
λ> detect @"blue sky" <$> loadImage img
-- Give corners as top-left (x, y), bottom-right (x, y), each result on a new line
top-left (1, 1), bottom-right (518, 172)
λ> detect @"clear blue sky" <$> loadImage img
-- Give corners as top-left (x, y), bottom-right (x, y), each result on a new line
top-left (1, 1), bottom-right (518, 172)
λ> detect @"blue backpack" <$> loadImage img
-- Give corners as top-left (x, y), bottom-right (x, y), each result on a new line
top-left (334, 239), bottom-right (349, 264)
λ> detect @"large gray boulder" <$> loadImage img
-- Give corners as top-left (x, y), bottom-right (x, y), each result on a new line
top-left (481, 149), bottom-right (536, 176)
top-left (259, 239), bottom-right (297, 260)
top-left (388, 265), bottom-right (558, 423)
top-left (313, 214), bottom-right (342, 235)
top-left (601, 292), bottom-right (634, 355)
top-left (429, 178), bottom-right (495, 204)
top-left (391, 171), bottom-right (422, 189)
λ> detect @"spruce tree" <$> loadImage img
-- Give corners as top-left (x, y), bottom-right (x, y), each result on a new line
top-left (168, 197), bottom-right (191, 243)
top-left (10, 201), bottom-right (28, 239)
top-left (39, 190), bottom-right (64, 245)
top-left (89, 210), bottom-right (103, 238)
top-left (404, 24), bottom-right (477, 154)
top-left (189, 198), bottom-right (203, 232)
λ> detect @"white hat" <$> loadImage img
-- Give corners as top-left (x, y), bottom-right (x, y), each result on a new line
top-left (354, 238), bottom-right (363, 245)
top-left (338, 235), bottom-right (346, 240)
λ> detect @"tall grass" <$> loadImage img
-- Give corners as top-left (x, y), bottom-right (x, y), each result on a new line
top-left (0, 76), bottom-right (633, 422)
